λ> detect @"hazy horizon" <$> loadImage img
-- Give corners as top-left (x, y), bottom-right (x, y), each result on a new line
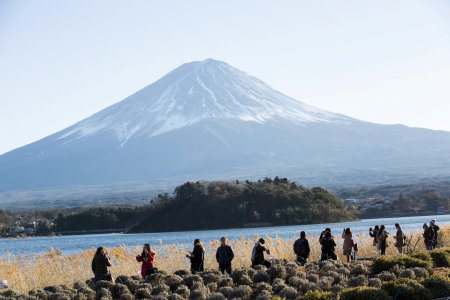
top-left (1, 0), bottom-right (450, 155)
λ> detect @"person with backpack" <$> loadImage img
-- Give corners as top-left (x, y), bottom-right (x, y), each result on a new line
top-left (216, 237), bottom-right (234, 274)
top-left (186, 239), bottom-right (205, 273)
top-left (377, 225), bottom-right (389, 256)
top-left (293, 231), bottom-right (310, 266)
top-left (423, 223), bottom-right (435, 251)
top-left (92, 247), bottom-right (112, 282)
top-left (251, 238), bottom-right (271, 268)
top-left (429, 219), bottom-right (440, 249)
top-left (136, 243), bottom-right (156, 278)
top-left (320, 231), bottom-right (337, 261)
top-left (394, 223), bottom-right (406, 254)
top-left (342, 228), bottom-right (353, 262)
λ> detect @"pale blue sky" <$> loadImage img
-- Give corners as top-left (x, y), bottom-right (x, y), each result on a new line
top-left (1, 0), bottom-right (450, 155)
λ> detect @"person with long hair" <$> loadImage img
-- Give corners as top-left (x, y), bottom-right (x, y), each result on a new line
top-left (91, 247), bottom-right (112, 282)
top-left (136, 243), bottom-right (156, 278)
top-left (186, 239), bottom-right (204, 273)
top-left (342, 228), bottom-right (353, 262)
top-left (377, 225), bottom-right (389, 256)
top-left (394, 223), bottom-right (405, 254)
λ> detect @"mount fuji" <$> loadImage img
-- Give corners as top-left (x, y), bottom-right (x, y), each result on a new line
top-left (1, 58), bottom-right (450, 192)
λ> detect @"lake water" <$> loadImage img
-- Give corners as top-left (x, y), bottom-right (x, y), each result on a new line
top-left (1, 214), bottom-right (449, 257)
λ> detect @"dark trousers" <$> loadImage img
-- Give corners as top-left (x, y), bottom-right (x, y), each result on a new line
top-left (296, 255), bottom-right (308, 266)
top-left (219, 264), bottom-right (232, 274)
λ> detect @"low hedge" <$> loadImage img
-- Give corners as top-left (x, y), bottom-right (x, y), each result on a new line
top-left (302, 290), bottom-right (336, 300)
top-left (429, 249), bottom-right (450, 267)
top-left (381, 279), bottom-right (432, 300)
top-left (421, 275), bottom-right (450, 298)
top-left (339, 286), bottom-right (391, 300)
top-left (371, 255), bottom-right (432, 274)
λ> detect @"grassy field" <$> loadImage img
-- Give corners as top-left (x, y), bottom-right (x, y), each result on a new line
top-left (0, 226), bottom-right (448, 294)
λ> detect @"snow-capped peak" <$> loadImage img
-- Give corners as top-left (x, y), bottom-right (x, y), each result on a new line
top-left (58, 58), bottom-right (350, 146)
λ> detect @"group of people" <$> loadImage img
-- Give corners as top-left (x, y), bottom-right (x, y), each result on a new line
top-left (91, 219), bottom-right (442, 282)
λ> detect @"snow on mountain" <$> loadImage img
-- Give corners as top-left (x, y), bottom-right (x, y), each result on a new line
top-left (57, 59), bottom-right (351, 147)
top-left (1, 58), bottom-right (450, 193)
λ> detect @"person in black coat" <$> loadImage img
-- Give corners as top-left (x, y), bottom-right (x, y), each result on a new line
top-left (251, 238), bottom-right (271, 268)
top-left (320, 231), bottom-right (337, 261)
top-left (216, 237), bottom-right (234, 274)
top-left (92, 247), bottom-right (112, 282)
top-left (186, 239), bottom-right (205, 273)
top-left (293, 231), bottom-right (310, 265)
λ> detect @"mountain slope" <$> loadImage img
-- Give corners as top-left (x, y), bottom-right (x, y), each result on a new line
top-left (1, 59), bottom-right (450, 191)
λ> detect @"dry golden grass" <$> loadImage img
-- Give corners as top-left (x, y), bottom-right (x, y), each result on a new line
top-left (0, 226), bottom-right (448, 293)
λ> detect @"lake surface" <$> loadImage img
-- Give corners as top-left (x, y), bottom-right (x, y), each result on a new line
top-left (1, 214), bottom-right (449, 257)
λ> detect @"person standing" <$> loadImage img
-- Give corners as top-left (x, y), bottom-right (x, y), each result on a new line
top-left (187, 239), bottom-right (205, 273)
top-left (136, 243), bottom-right (156, 278)
top-left (342, 228), bottom-right (353, 262)
top-left (293, 231), bottom-right (310, 266)
top-left (251, 238), bottom-right (271, 268)
top-left (92, 247), bottom-right (112, 282)
top-left (377, 225), bottom-right (389, 256)
top-left (394, 223), bottom-right (405, 254)
top-left (320, 231), bottom-right (337, 261)
top-left (216, 237), bottom-right (234, 274)
top-left (423, 223), bottom-right (435, 251)
top-left (429, 219), bottom-right (440, 249)
top-left (369, 225), bottom-right (380, 255)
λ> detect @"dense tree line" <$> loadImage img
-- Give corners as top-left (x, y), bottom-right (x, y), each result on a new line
top-left (51, 178), bottom-right (355, 233)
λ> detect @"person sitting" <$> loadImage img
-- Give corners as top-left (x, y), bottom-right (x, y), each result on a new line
top-left (216, 237), bottom-right (234, 274)
top-left (251, 238), bottom-right (271, 268)
top-left (293, 231), bottom-right (310, 266)
top-left (320, 231), bottom-right (337, 261)
top-left (136, 243), bottom-right (156, 278)
top-left (92, 247), bottom-right (112, 282)
top-left (186, 239), bottom-right (205, 273)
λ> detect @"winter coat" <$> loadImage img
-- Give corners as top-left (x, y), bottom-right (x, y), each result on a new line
top-left (395, 228), bottom-right (405, 247)
top-left (369, 229), bottom-right (379, 245)
top-left (251, 242), bottom-right (267, 265)
top-left (190, 245), bottom-right (205, 273)
top-left (136, 251), bottom-right (156, 278)
top-left (377, 230), bottom-right (388, 250)
top-left (91, 253), bottom-right (111, 281)
top-left (430, 224), bottom-right (440, 243)
top-left (293, 238), bottom-right (310, 258)
top-left (342, 233), bottom-right (353, 251)
top-left (216, 245), bottom-right (234, 266)
top-left (320, 236), bottom-right (337, 260)
top-left (423, 227), bottom-right (435, 242)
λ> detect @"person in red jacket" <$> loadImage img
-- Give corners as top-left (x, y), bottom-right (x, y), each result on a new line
top-left (136, 243), bottom-right (156, 278)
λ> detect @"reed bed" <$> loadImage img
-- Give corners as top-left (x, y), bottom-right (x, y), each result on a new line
top-left (1, 226), bottom-right (448, 294)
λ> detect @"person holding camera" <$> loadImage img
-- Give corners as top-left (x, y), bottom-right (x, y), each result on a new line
top-left (187, 239), bottom-right (205, 273)
top-left (136, 243), bottom-right (156, 278)
top-left (251, 238), bottom-right (271, 268)
top-left (92, 247), bottom-right (112, 282)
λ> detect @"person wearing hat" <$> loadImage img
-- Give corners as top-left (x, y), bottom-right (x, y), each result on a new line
top-left (251, 238), bottom-right (271, 268)
top-left (429, 219), bottom-right (439, 249)
top-left (186, 239), bottom-right (204, 273)
top-left (216, 237), bottom-right (234, 274)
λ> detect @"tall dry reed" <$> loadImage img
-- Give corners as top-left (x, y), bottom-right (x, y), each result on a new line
top-left (0, 226), bottom-right (448, 293)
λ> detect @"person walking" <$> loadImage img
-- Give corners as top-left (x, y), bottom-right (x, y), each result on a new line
top-left (187, 239), bottom-right (205, 273)
top-left (369, 225), bottom-right (380, 255)
top-left (136, 243), bottom-right (156, 278)
top-left (342, 228), bottom-right (353, 262)
top-left (394, 223), bottom-right (406, 254)
top-left (423, 223), bottom-right (435, 251)
top-left (251, 238), bottom-right (271, 268)
top-left (429, 219), bottom-right (440, 249)
top-left (216, 237), bottom-right (234, 274)
top-left (92, 247), bottom-right (112, 282)
top-left (293, 231), bottom-right (310, 266)
top-left (320, 231), bottom-right (337, 261)
top-left (377, 225), bottom-right (389, 256)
